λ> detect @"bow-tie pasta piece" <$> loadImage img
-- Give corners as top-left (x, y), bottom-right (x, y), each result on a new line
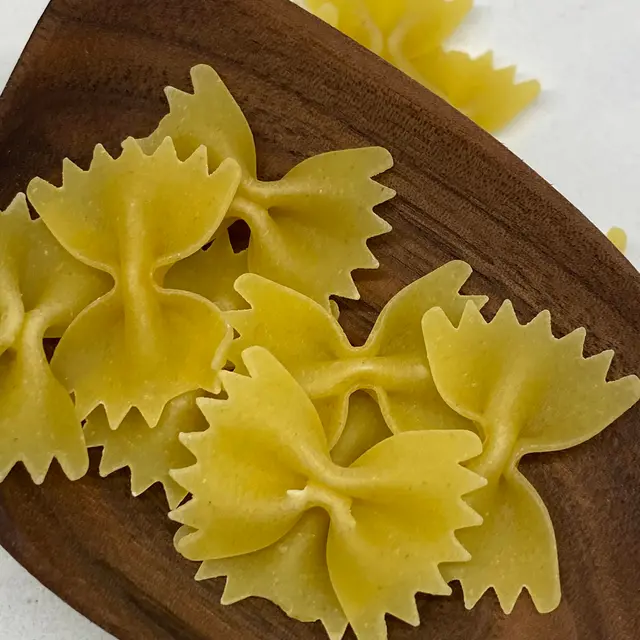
top-left (170, 347), bottom-right (485, 640)
top-left (422, 301), bottom-right (640, 613)
top-left (28, 139), bottom-right (241, 428)
top-left (164, 226), bottom-right (248, 311)
top-left (138, 64), bottom-right (394, 309)
top-left (84, 391), bottom-right (208, 509)
top-left (406, 51), bottom-right (540, 134)
top-left (227, 261), bottom-right (487, 445)
top-left (0, 195), bottom-right (110, 483)
top-left (305, 0), bottom-right (540, 132)
top-left (191, 392), bottom-right (392, 640)
top-left (192, 391), bottom-right (390, 640)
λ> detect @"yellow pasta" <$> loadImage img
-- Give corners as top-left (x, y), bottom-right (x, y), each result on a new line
top-left (170, 347), bottom-right (485, 640)
top-left (138, 65), bottom-right (394, 309)
top-left (330, 391), bottom-right (392, 467)
top-left (0, 195), bottom-right (109, 483)
top-left (421, 301), bottom-right (640, 613)
top-left (606, 226), bottom-right (627, 254)
top-left (227, 261), bottom-right (487, 446)
top-left (186, 394), bottom-right (390, 639)
top-left (27, 138), bottom-right (240, 428)
top-left (165, 226), bottom-right (248, 311)
top-left (305, 0), bottom-right (540, 132)
top-left (195, 510), bottom-right (348, 640)
top-left (182, 391), bottom-right (392, 640)
top-left (192, 393), bottom-right (390, 640)
top-left (84, 391), bottom-right (208, 509)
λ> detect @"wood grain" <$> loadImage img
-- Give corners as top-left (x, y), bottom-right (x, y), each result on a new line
top-left (0, 1), bottom-right (639, 639)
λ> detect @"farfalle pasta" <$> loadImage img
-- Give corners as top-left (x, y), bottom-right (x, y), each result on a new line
top-left (170, 347), bottom-right (486, 640)
top-left (138, 65), bottom-right (394, 309)
top-left (28, 138), bottom-right (240, 428)
top-left (194, 392), bottom-right (390, 640)
top-left (422, 301), bottom-right (640, 613)
top-left (84, 391), bottom-right (208, 509)
top-left (0, 195), bottom-right (109, 483)
top-left (227, 261), bottom-right (487, 445)
top-left (304, 0), bottom-right (540, 132)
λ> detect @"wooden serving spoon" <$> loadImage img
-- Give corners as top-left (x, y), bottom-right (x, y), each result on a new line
top-left (0, 0), bottom-right (638, 639)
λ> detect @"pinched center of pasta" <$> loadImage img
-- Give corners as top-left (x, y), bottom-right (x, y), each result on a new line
top-left (287, 481), bottom-right (355, 531)
top-left (228, 262), bottom-right (487, 444)
top-left (470, 421), bottom-right (519, 488)
top-left (300, 355), bottom-right (430, 398)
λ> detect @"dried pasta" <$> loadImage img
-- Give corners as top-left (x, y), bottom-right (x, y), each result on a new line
top-left (84, 391), bottom-right (208, 509)
top-left (227, 261), bottom-right (487, 446)
top-left (330, 391), bottom-right (391, 467)
top-left (170, 347), bottom-right (485, 640)
top-left (165, 226), bottom-right (248, 311)
top-left (607, 226), bottom-right (627, 254)
top-left (138, 65), bottom-right (394, 309)
top-left (304, 0), bottom-right (540, 132)
top-left (195, 510), bottom-right (348, 640)
top-left (192, 393), bottom-right (391, 640)
top-left (27, 138), bottom-right (240, 428)
top-left (422, 301), bottom-right (640, 613)
top-left (0, 195), bottom-right (109, 483)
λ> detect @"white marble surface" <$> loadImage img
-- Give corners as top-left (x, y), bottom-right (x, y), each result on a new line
top-left (1, 0), bottom-right (639, 638)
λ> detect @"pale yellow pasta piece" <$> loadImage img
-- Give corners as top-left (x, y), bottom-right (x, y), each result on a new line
top-left (305, 0), bottom-right (540, 132)
top-left (84, 391), bottom-right (207, 508)
top-left (138, 65), bottom-right (394, 308)
top-left (171, 347), bottom-right (485, 640)
top-left (607, 226), bottom-right (627, 253)
top-left (405, 51), bottom-right (540, 134)
top-left (422, 301), bottom-right (640, 613)
top-left (28, 138), bottom-right (241, 428)
top-left (227, 261), bottom-right (487, 445)
top-left (192, 391), bottom-right (390, 640)
top-left (165, 227), bottom-right (248, 311)
top-left (0, 195), bottom-right (109, 483)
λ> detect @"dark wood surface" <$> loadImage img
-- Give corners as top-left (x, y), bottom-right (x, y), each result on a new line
top-left (1, 0), bottom-right (639, 638)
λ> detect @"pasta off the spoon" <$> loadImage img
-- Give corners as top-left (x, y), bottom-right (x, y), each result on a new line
top-left (304, 0), bottom-right (540, 132)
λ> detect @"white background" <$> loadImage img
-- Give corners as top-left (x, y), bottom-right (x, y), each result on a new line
top-left (0, 0), bottom-right (639, 638)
